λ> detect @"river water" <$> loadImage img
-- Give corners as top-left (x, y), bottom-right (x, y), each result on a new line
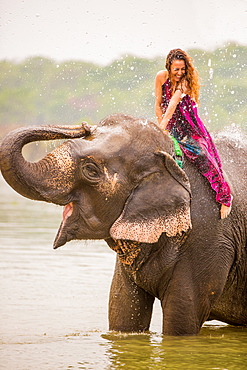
top-left (0, 174), bottom-right (247, 370)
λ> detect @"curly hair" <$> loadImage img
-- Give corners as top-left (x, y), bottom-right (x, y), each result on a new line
top-left (165, 48), bottom-right (200, 104)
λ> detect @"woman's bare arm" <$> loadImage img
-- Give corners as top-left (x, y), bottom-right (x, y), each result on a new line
top-left (160, 81), bottom-right (188, 131)
top-left (154, 70), bottom-right (168, 124)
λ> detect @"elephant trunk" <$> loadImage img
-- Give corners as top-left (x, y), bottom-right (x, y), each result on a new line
top-left (0, 123), bottom-right (91, 203)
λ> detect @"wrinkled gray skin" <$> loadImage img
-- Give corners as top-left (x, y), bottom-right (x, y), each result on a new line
top-left (0, 114), bottom-right (247, 335)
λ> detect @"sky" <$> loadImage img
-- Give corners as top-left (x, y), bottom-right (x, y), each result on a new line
top-left (0, 0), bottom-right (247, 65)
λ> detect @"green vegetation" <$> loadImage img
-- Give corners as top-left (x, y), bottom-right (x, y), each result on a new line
top-left (0, 43), bottom-right (246, 137)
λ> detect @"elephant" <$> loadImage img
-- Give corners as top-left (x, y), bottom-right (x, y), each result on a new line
top-left (0, 113), bottom-right (247, 336)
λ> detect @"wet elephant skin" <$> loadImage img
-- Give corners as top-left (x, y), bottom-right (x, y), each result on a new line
top-left (0, 113), bottom-right (246, 335)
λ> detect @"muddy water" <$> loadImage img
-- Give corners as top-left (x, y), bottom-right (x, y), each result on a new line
top-left (0, 174), bottom-right (247, 370)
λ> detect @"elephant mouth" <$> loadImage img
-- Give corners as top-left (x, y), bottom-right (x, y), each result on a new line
top-left (63, 202), bottom-right (74, 220)
top-left (53, 192), bottom-right (115, 248)
top-left (53, 200), bottom-right (108, 249)
top-left (53, 202), bottom-right (76, 249)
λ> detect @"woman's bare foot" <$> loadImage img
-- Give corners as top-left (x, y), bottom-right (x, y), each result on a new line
top-left (220, 196), bottom-right (233, 219)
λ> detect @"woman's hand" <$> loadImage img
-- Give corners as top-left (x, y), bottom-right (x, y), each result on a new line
top-left (160, 117), bottom-right (169, 131)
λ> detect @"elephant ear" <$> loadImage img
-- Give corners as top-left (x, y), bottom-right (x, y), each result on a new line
top-left (110, 152), bottom-right (192, 243)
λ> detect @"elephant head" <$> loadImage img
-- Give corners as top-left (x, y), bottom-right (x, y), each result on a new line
top-left (0, 114), bottom-right (192, 249)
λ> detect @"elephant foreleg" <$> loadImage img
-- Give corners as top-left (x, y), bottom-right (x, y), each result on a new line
top-left (161, 269), bottom-right (211, 335)
top-left (108, 257), bottom-right (155, 332)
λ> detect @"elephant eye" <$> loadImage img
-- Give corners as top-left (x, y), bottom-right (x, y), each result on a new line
top-left (81, 162), bottom-right (101, 182)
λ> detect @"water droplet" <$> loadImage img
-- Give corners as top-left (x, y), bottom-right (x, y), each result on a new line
top-left (209, 68), bottom-right (214, 79)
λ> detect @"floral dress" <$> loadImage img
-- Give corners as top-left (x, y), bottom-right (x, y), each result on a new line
top-left (161, 78), bottom-right (231, 207)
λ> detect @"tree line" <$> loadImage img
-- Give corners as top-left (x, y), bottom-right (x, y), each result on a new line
top-left (0, 42), bottom-right (246, 138)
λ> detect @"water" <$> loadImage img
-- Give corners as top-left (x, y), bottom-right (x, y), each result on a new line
top-left (0, 174), bottom-right (247, 369)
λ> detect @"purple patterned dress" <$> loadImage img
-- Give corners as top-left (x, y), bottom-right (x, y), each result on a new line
top-left (161, 78), bottom-right (231, 207)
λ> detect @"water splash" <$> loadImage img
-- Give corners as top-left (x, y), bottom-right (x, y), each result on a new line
top-left (215, 123), bottom-right (247, 147)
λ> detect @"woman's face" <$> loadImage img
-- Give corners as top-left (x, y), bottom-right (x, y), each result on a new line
top-left (170, 59), bottom-right (186, 82)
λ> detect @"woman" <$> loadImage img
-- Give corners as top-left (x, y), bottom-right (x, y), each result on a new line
top-left (155, 48), bottom-right (232, 219)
